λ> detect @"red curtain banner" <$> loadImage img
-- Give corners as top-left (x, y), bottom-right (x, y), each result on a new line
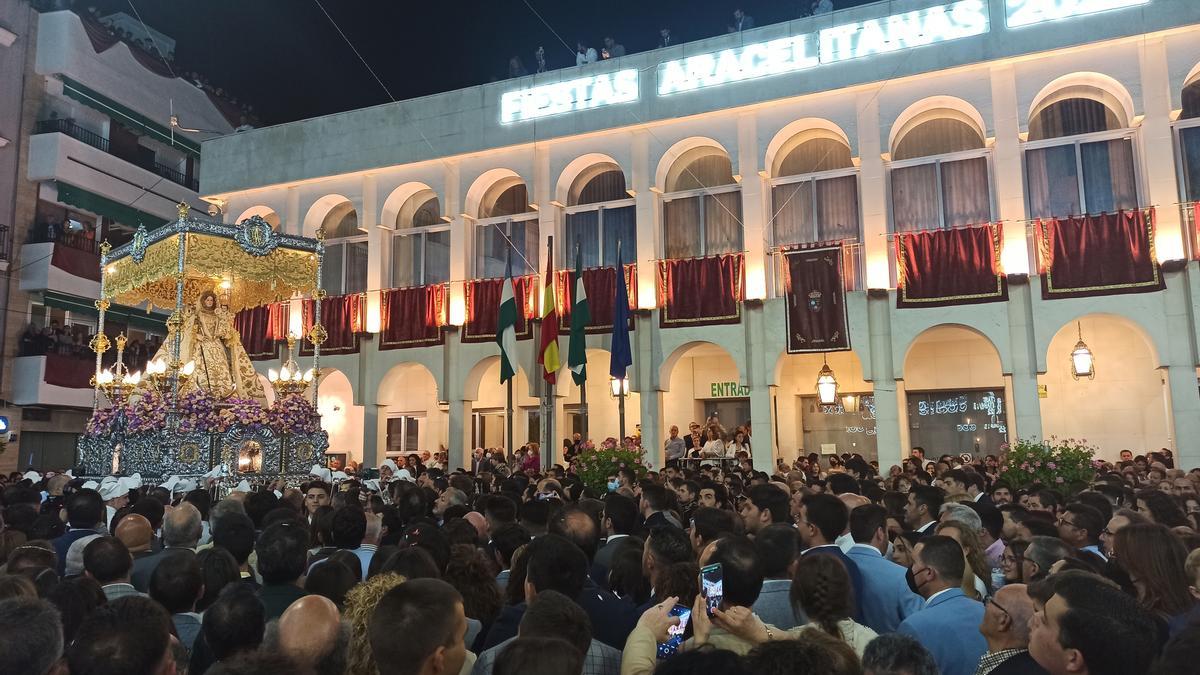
top-left (301, 294), bottom-right (365, 355)
top-left (50, 244), bottom-right (101, 281)
top-left (554, 265), bottom-right (637, 333)
top-left (380, 284), bottom-right (448, 350)
top-left (1037, 209), bottom-right (1163, 299)
top-left (896, 223), bottom-right (1006, 308)
top-left (462, 275), bottom-right (537, 344)
top-left (234, 304), bottom-right (282, 361)
top-left (657, 253), bottom-right (745, 328)
top-left (44, 353), bottom-right (94, 389)
top-left (783, 245), bottom-right (850, 353)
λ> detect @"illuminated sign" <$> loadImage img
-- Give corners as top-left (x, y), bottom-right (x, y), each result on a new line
top-left (658, 35), bottom-right (819, 96)
top-left (658, 0), bottom-right (988, 95)
top-left (500, 70), bottom-right (639, 124)
top-left (1005, 0), bottom-right (1150, 28)
top-left (819, 0), bottom-right (989, 63)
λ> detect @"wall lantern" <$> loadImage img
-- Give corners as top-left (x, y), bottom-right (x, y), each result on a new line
top-left (816, 354), bottom-right (839, 405)
top-left (1070, 322), bottom-right (1095, 380)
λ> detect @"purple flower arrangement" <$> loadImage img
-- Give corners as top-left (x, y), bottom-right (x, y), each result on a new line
top-left (125, 390), bottom-right (168, 434)
top-left (221, 397), bottom-right (270, 433)
top-left (573, 436), bottom-right (648, 494)
top-left (177, 389), bottom-right (227, 434)
top-left (268, 394), bottom-right (321, 436)
top-left (85, 406), bottom-right (120, 437)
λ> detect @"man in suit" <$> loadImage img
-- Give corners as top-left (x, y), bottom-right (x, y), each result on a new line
top-left (976, 583), bottom-right (1048, 675)
top-left (898, 535), bottom-right (987, 675)
top-left (751, 524), bottom-right (801, 629)
top-left (550, 510), bottom-right (641, 649)
top-left (51, 488), bottom-right (106, 575)
top-left (639, 525), bottom-right (693, 611)
top-left (905, 485), bottom-right (944, 537)
top-left (797, 493), bottom-right (864, 621)
top-left (592, 493), bottom-right (637, 584)
top-left (1027, 575), bottom-right (1159, 675)
top-left (82, 536), bottom-right (143, 602)
top-left (131, 502), bottom-right (203, 591)
top-left (846, 504), bottom-right (923, 633)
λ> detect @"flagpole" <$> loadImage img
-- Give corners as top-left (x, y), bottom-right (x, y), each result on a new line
top-left (542, 237), bottom-right (555, 472)
top-left (506, 378), bottom-right (514, 462)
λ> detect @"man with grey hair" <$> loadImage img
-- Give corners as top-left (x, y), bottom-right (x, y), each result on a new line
top-left (939, 503), bottom-right (983, 533)
top-left (976, 583), bottom-right (1042, 675)
top-left (862, 633), bottom-right (939, 675)
top-left (1022, 536), bottom-right (1072, 583)
top-left (434, 487), bottom-right (468, 519)
top-left (0, 598), bottom-right (64, 675)
top-left (132, 502), bottom-right (203, 591)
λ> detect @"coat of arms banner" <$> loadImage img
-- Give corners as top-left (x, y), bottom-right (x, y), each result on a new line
top-left (783, 245), bottom-right (850, 353)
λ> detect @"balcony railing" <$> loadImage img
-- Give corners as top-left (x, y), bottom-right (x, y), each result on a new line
top-left (26, 224), bottom-right (101, 255)
top-left (34, 118), bottom-right (199, 191)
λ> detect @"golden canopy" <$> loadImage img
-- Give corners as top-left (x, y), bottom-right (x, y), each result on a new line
top-left (102, 210), bottom-right (321, 313)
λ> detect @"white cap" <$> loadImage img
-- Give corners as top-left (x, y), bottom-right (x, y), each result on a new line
top-left (175, 478), bottom-right (197, 493)
top-left (160, 475), bottom-right (181, 492)
top-left (65, 534), bottom-right (103, 576)
top-left (121, 473), bottom-right (143, 491)
top-left (233, 479), bottom-right (252, 493)
top-left (81, 480), bottom-right (99, 491)
top-left (379, 459), bottom-right (399, 474)
top-left (98, 476), bottom-right (124, 501)
top-left (64, 469), bottom-right (74, 478)
top-left (394, 468), bottom-right (416, 483)
top-left (22, 470), bottom-right (41, 482)
top-left (331, 471), bottom-right (348, 481)
top-left (203, 464), bottom-right (228, 479)
top-left (309, 464), bottom-right (332, 482)
top-left (362, 479), bottom-right (382, 493)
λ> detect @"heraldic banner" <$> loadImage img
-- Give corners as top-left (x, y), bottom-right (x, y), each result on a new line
top-left (784, 245), bottom-right (850, 353)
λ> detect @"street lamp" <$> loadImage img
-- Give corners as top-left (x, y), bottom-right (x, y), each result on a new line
top-left (610, 375), bottom-right (629, 439)
top-left (1070, 322), bottom-right (1095, 380)
top-left (816, 354), bottom-right (838, 405)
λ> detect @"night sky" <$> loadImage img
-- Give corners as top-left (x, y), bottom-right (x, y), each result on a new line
top-left (89, 0), bottom-right (876, 127)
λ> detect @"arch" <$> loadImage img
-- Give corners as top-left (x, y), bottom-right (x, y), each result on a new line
top-left (234, 205), bottom-right (281, 230)
top-left (655, 137), bottom-right (733, 192)
top-left (464, 168), bottom-right (527, 219)
top-left (380, 182), bottom-right (438, 229)
top-left (303, 194), bottom-right (353, 236)
top-left (889, 96), bottom-right (988, 159)
top-left (659, 341), bottom-right (744, 391)
top-left (1036, 311), bottom-right (1162, 371)
top-left (556, 153), bottom-right (630, 205)
top-left (316, 368), bottom-right (365, 461)
top-left (1181, 63), bottom-right (1200, 120)
top-left (1039, 314), bottom-right (1167, 459)
top-left (765, 118), bottom-right (854, 178)
top-left (378, 361), bottom-right (442, 406)
top-left (1027, 72), bottom-right (1135, 134)
top-left (901, 324), bottom-right (1005, 387)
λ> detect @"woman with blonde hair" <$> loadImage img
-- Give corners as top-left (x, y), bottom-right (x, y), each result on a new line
top-left (935, 520), bottom-right (991, 599)
top-left (343, 572), bottom-right (408, 675)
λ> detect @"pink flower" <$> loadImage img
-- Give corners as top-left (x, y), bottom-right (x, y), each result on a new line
top-left (1055, 477), bottom-right (1065, 484)
top-left (1047, 462), bottom-right (1057, 470)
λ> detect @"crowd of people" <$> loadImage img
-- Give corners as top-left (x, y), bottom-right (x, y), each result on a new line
top-left (18, 321), bottom-right (161, 369)
top-left (504, 3), bottom-right (837, 79)
top-left (1, 441), bottom-right (1198, 675)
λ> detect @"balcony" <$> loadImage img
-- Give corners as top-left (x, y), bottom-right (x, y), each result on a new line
top-left (19, 230), bottom-right (100, 296)
top-left (11, 355), bottom-right (95, 408)
top-left (34, 119), bottom-right (198, 190)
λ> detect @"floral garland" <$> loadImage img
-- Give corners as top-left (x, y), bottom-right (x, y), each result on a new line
top-left (268, 394), bottom-right (322, 436)
top-left (999, 437), bottom-right (1097, 495)
top-left (85, 406), bottom-right (120, 437)
top-left (125, 390), bottom-right (168, 434)
top-left (573, 436), bottom-right (648, 495)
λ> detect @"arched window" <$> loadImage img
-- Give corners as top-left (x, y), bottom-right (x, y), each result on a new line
top-left (1025, 87), bottom-right (1137, 219)
top-left (662, 148), bottom-right (742, 258)
top-left (391, 192), bottom-right (450, 288)
top-left (889, 110), bottom-right (992, 232)
top-left (1178, 77), bottom-right (1200, 203)
top-left (321, 202), bottom-right (367, 295)
top-left (564, 164), bottom-right (636, 268)
top-left (771, 132), bottom-right (859, 246)
top-left (475, 179), bottom-right (539, 278)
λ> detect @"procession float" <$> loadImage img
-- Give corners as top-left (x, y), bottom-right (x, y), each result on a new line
top-left (77, 204), bottom-right (330, 484)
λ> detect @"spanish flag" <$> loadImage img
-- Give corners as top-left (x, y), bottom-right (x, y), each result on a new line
top-left (537, 241), bottom-right (561, 384)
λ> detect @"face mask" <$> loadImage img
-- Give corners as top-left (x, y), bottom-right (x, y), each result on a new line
top-left (607, 479), bottom-right (620, 492)
top-left (905, 567), bottom-right (923, 595)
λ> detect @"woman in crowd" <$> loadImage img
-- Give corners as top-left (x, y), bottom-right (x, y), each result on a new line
top-left (935, 520), bottom-right (992, 599)
top-left (1112, 522), bottom-right (1200, 635)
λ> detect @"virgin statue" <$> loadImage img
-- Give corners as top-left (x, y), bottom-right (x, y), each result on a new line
top-left (154, 290), bottom-right (265, 399)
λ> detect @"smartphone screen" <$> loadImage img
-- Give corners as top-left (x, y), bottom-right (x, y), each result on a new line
top-left (657, 603), bottom-right (692, 659)
top-left (701, 563), bottom-right (724, 615)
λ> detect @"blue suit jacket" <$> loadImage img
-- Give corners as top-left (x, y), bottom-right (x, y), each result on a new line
top-left (898, 588), bottom-right (988, 675)
top-left (802, 545), bottom-right (865, 622)
top-left (845, 544), bottom-right (924, 633)
top-left (752, 578), bottom-right (800, 629)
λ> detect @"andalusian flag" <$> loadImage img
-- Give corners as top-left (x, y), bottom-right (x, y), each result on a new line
top-left (537, 244), bottom-right (561, 384)
top-left (496, 252), bottom-right (518, 383)
top-left (567, 244), bottom-right (590, 386)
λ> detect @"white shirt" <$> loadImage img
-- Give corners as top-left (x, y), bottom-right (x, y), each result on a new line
top-left (576, 48), bottom-right (597, 66)
top-left (925, 587), bottom-right (955, 606)
top-left (835, 532), bottom-right (855, 553)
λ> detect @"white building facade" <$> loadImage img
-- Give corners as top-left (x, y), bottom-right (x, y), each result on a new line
top-left (201, 0), bottom-right (1200, 472)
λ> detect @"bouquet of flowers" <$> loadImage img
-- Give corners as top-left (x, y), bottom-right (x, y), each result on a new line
top-left (126, 390), bottom-right (168, 434)
top-left (221, 397), bottom-right (270, 433)
top-left (268, 393), bottom-right (322, 436)
top-left (573, 436), bottom-right (647, 494)
top-left (177, 389), bottom-right (226, 434)
top-left (999, 437), bottom-right (1097, 495)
